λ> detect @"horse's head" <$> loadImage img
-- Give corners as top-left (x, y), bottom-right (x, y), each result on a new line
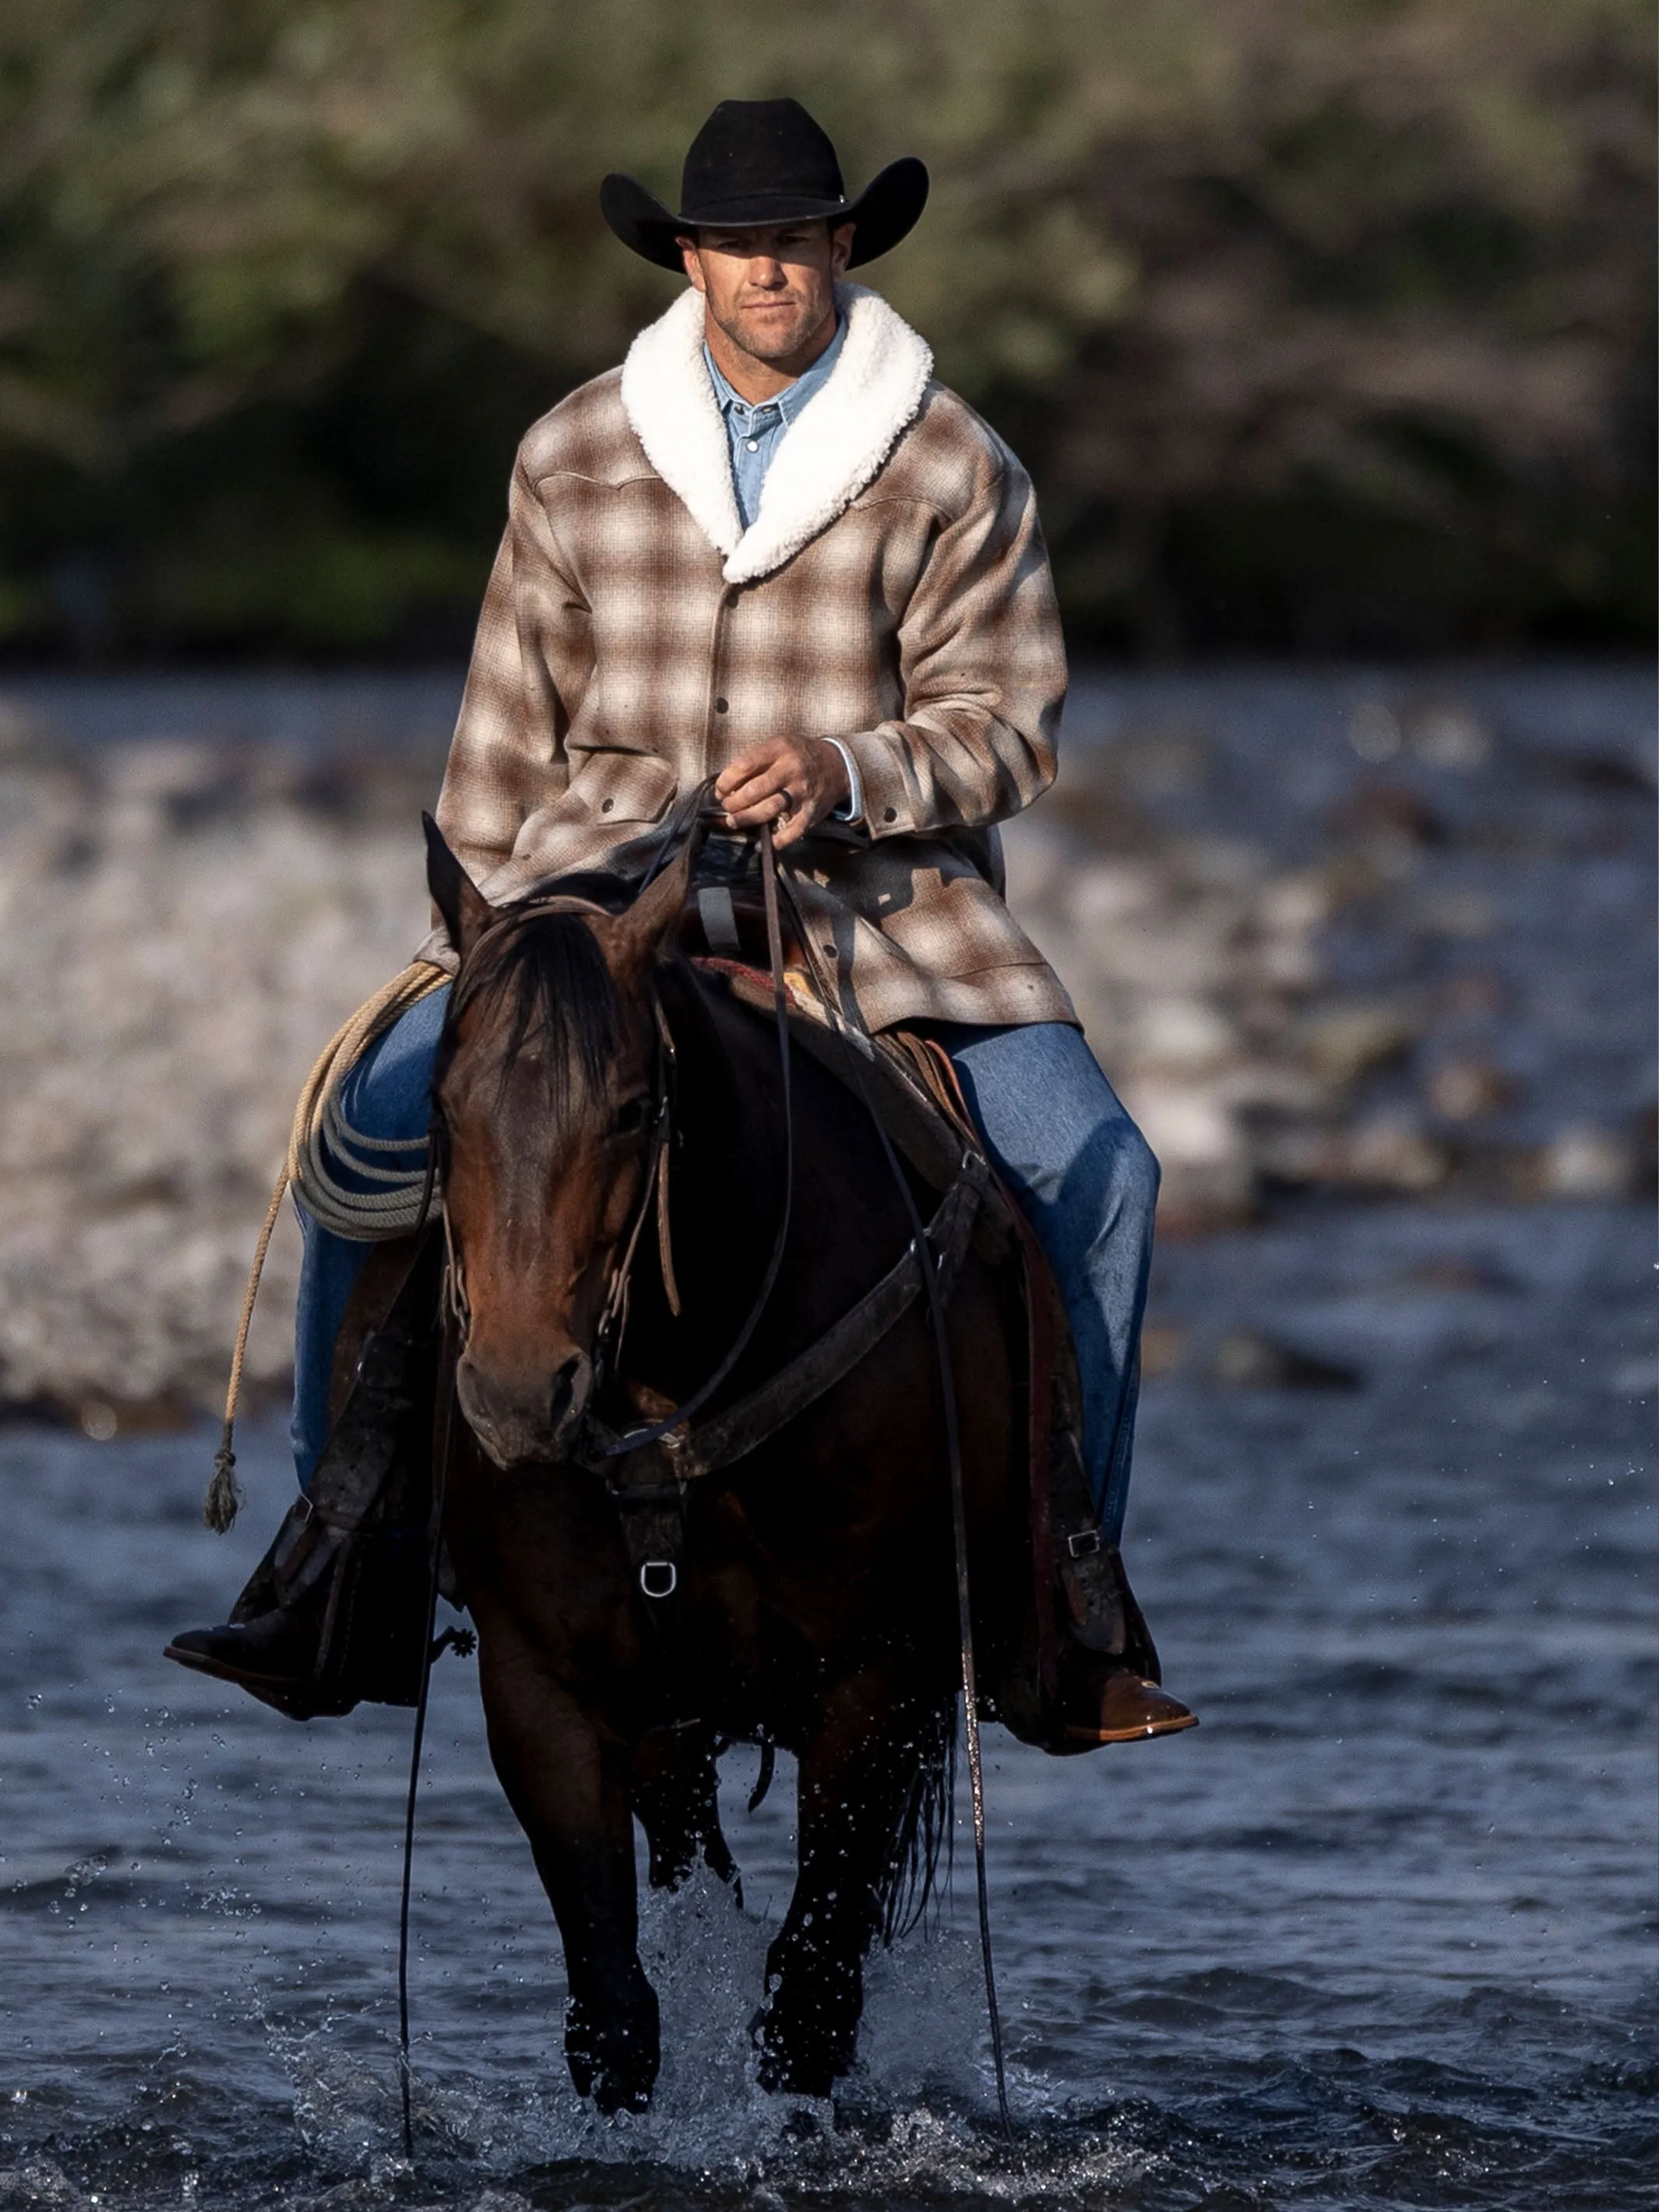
top-left (424, 819), bottom-right (690, 1468)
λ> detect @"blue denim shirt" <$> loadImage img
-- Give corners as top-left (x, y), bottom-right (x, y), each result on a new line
top-left (703, 314), bottom-right (847, 529)
top-left (702, 314), bottom-right (863, 820)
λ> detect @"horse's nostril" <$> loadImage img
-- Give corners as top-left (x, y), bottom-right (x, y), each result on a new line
top-left (548, 1351), bottom-right (586, 1425)
top-left (456, 1347), bottom-right (589, 1467)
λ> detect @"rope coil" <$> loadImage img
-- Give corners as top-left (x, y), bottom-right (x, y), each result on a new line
top-left (203, 961), bottom-right (449, 1531)
top-left (289, 963), bottom-right (450, 1238)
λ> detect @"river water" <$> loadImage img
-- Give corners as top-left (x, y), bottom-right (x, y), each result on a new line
top-left (2, 666), bottom-right (1655, 2210)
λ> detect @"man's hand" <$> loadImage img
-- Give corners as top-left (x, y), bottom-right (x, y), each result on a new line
top-left (714, 736), bottom-right (850, 852)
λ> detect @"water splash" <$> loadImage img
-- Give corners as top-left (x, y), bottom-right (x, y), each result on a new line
top-left (255, 1872), bottom-right (1119, 2200)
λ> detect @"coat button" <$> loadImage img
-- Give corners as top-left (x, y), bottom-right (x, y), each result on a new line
top-left (713, 696), bottom-right (728, 713)
top-left (882, 806), bottom-right (897, 822)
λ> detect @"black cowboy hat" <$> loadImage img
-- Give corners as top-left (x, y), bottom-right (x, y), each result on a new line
top-left (601, 98), bottom-right (928, 273)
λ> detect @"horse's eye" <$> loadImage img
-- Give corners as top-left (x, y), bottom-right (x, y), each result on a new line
top-left (612, 1096), bottom-right (650, 1138)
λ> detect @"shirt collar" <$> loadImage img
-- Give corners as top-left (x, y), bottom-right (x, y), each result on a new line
top-left (703, 312), bottom-right (846, 427)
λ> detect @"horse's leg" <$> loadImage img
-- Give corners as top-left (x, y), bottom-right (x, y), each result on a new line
top-left (632, 1724), bottom-right (741, 1898)
top-left (756, 1670), bottom-right (939, 2097)
top-left (476, 1633), bottom-right (660, 2112)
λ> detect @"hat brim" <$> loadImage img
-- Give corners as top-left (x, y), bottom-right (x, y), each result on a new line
top-left (601, 157), bottom-right (929, 273)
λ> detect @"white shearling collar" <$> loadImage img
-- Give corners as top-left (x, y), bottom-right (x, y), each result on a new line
top-left (618, 283), bottom-right (933, 585)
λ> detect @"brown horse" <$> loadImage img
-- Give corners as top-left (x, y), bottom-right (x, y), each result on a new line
top-left (424, 820), bottom-right (1034, 2114)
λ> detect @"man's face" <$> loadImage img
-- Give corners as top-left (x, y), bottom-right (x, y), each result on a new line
top-left (677, 220), bottom-right (855, 366)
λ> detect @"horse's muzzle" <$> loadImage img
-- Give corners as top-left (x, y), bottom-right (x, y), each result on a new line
top-left (456, 1346), bottom-right (593, 1469)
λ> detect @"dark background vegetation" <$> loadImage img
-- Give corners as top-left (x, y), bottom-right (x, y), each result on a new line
top-left (2, 0), bottom-right (1652, 663)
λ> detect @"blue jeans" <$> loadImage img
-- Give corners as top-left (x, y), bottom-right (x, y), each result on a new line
top-left (292, 1002), bottom-right (1158, 1542)
top-left (289, 988), bottom-right (448, 1488)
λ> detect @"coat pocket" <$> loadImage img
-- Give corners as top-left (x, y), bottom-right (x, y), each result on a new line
top-left (562, 748), bottom-right (680, 825)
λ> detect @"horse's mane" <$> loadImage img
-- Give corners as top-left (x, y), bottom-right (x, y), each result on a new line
top-left (451, 906), bottom-right (622, 1118)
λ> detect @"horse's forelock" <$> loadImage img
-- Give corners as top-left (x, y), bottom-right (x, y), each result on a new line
top-left (452, 911), bottom-right (624, 1120)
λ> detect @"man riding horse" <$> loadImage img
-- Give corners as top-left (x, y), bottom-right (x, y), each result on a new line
top-left (170, 99), bottom-right (1196, 1748)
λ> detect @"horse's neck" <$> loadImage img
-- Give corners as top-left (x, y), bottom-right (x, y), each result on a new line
top-left (650, 963), bottom-right (783, 1323)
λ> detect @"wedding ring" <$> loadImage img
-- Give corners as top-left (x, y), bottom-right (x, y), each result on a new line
top-left (778, 787), bottom-right (795, 813)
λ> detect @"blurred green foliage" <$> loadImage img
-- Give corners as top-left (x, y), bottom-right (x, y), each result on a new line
top-left (0, 0), bottom-right (1650, 657)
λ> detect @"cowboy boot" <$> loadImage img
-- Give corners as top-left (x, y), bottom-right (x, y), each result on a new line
top-left (1051, 1523), bottom-right (1198, 1743)
top-left (164, 1492), bottom-right (356, 1716)
top-left (1047, 1359), bottom-right (1197, 1747)
top-left (166, 1233), bottom-right (442, 1719)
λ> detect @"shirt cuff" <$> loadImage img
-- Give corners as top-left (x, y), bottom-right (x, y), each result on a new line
top-left (825, 735), bottom-right (865, 824)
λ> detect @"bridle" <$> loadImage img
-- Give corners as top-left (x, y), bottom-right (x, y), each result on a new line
top-left (587, 815), bottom-right (795, 1461)
top-left (590, 990), bottom-right (680, 1361)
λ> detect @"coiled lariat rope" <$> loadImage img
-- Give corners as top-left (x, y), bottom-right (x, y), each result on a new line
top-left (203, 961), bottom-right (450, 1534)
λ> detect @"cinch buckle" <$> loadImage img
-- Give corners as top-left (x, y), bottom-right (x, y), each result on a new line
top-left (1065, 1530), bottom-right (1102, 1560)
top-left (639, 1560), bottom-right (678, 1599)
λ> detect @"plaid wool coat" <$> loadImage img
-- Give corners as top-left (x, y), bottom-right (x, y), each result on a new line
top-left (421, 281), bottom-right (1077, 1034)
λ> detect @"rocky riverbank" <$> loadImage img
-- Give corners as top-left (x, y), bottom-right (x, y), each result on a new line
top-left (0, 667), bottom-right (1650, 1428)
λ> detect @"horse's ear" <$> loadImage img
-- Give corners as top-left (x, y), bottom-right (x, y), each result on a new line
top-left (609, 841), bottom-right (694, 981)
top-left (424, 813), bottom-right (493, 959)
